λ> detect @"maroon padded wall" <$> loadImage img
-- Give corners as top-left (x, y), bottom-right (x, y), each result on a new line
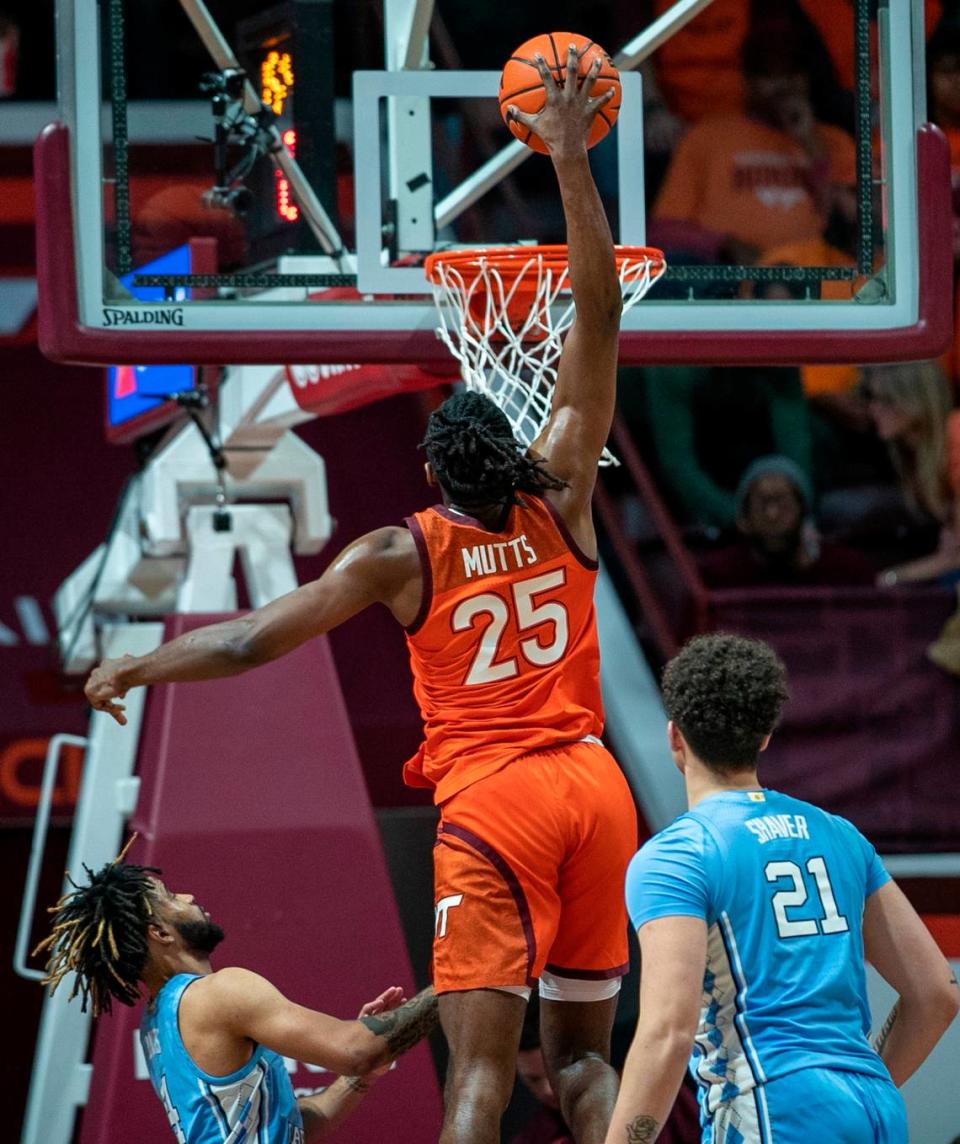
top-left (78, 615), bottom-right (442, 1144)
top-left (292, 391), bottom-right (440, 809)
top-left (0, 353), bottom-right (441, 1133)
top-left (710, 585), bottom-right (960, 852)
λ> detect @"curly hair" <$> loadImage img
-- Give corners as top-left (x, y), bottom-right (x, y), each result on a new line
top-left (421, 391), bottom-right (567, 508)
top-left (661, 634), bottom-right (789, 771)
top-left (33, 838), bottom-right (160, 1016)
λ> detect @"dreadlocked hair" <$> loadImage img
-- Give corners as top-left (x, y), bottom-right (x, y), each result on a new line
top-left (422, 391), bottom-right (568, 507)
top-left (33, 836), bottom-right (160, 1016)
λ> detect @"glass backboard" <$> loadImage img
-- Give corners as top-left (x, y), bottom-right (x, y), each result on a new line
top-left (38, 0), bottom-right (951, 366)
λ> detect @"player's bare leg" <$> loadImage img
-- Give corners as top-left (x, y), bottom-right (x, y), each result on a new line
top-left (438, 988), bottom-right (527, 1144)
top-left (540, 994), bottom-right (620, 1143)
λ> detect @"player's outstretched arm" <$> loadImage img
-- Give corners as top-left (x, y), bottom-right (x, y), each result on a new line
top-left (296, 986), bottom-right (407, 1142)
top-left (84, 526), bottom-right (420, 724)
top-left (203, 968), bottom-right (437, 1078)
top-left (298, 1075), bottom-right (378, 1143)
top-left (510, 45), bottom-right (622, 520)
top-left (863, 881), bottom-right (960, 1086)
top-left (604, 916), bottom-right (705, 1144)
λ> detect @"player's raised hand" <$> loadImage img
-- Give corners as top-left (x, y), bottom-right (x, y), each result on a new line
top-left (357, 986), bottom-right (406, 1018)
top-left (357, 986), bottom-right (407, 1080)
top-left (506, 44), bottom-right (614, 158)
top-left (85, 656), bottom-right (132, 725)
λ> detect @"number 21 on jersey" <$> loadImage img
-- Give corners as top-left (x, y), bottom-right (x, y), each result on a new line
top-left (765, 857), bottom-right (850, 939)
top-left (452, 569), bottom-right (569, 686)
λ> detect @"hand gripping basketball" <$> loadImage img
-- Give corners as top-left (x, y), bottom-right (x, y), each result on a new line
top-left (501, 38), bottom-right (619, 156)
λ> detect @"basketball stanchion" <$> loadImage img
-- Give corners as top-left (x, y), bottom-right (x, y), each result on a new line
top-left (425, 244), bottom-right (666, 463)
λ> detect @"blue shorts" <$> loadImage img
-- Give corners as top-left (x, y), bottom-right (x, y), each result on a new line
top-left (702, 1067), bottom-right (906, 1144)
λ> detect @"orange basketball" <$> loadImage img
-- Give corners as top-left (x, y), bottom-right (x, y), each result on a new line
top-left (499, 31), bottom-right (620, 155)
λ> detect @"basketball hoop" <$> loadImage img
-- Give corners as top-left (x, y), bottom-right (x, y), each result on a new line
top-left (425, 245), bottom-right (666, 464)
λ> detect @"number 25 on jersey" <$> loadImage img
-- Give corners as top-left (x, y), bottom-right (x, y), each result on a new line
top-left (452, 570), bottom-right (569, 686)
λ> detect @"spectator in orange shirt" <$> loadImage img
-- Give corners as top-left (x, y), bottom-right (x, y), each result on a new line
top-left (651, 25), bottom-right (856, 265)
top-left (642, 1), bottom-right (849, 129)
top-left (798, 0), bottom-right (942, 112)
top-left (753, 171), bottom-right (863, 401)
top-left (646, 0), bottom-right (750, 127)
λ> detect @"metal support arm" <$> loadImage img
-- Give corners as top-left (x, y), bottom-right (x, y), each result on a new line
top-left (433, 0), bottom-right (716, 232)
top-left (384, 0), bottom-right (435, 70)
top-left (178, 0), bottom-right (346, 263)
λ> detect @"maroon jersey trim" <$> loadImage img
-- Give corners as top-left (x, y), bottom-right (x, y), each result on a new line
top-left (544, 961), bottom-right (630, 980)
top-left (439, 820), bottom-right (538, 987)
top-left (430, 503), bottom-right (516, 531)
top-left (403, 515), bottom-right (433, 634)
top-left (538, 496), bottom-right (599, 571)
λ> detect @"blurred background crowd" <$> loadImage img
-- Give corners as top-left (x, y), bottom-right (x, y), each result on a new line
top-left (3, 3), bottom-right (960, 1140)
top-left (7, 0), bottom-right (960, 610)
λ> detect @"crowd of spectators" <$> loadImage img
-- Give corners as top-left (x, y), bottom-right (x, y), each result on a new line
top-left (6, 0), bottom-right (960, 670)
top-left (2, 7), bottom-right (959, 1141)
top-left (649, 16), bottom-right (856, 268)
top-left (608, 1), bottom-right (960, 676)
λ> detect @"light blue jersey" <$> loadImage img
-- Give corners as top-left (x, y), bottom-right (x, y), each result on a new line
top-left (626, 789), bottom-right (903, 1142)
top-left (140, 973), bottom-right (304, 1144)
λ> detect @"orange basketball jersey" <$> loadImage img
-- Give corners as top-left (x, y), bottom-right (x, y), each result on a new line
top-left (403, 495), bottom-right (604, 804)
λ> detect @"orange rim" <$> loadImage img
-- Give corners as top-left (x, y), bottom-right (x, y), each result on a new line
top-left (425, 244), bottom-right (665, 287)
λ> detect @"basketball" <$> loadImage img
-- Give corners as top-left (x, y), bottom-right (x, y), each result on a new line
top-left (499, 31), bottom-right (621, 154)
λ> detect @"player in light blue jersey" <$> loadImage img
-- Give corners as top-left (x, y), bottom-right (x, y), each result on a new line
top-left (605, 634), bottom-right (960, 1144)
top-left (36, 844), bottom-right (438, 1142)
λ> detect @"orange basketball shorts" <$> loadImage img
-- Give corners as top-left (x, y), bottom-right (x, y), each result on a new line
top-left (431, 739), bottom-right (638, 995)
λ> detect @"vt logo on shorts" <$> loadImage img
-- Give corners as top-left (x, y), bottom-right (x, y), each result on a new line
top-left (434, 893), bottom-right (464, 938)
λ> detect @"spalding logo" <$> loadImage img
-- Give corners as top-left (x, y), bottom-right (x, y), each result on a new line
top-left (102, 307), bottom-right (185, 327)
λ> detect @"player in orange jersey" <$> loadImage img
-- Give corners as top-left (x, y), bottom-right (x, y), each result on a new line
top-left (86, 48), bottom-right (636, 1144)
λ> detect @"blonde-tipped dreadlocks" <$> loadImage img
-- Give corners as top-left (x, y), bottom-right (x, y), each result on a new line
top-left (422, 391), bottom-right (568, 508)
top-left (33, 836), bottom-right (161, 1016)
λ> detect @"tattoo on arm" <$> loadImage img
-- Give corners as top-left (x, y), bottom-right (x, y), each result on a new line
top-left (626, 1115), bottom-right (660, 1143)
top-left (873, 999), bottom-right (900, 1056)
top-left (358, 986), bottom-right (437, 1058)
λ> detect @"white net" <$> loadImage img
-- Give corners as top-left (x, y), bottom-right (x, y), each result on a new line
top-left (427, 246), bottom-right (665, 465)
